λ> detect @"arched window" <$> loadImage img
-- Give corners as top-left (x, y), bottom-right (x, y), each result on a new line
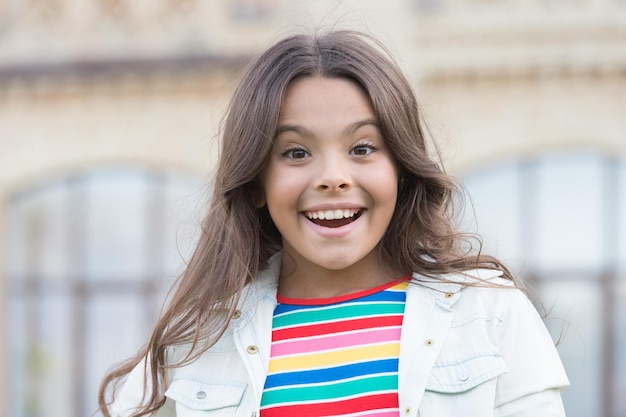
top-left (7, 167), bottom-right (205, 417)
top-left (460, 150), bottom-right (626, 417)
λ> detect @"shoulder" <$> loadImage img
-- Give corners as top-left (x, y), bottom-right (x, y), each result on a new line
top-left (409, 268), bottom-right (540, 339)
top-left (411, 270), bottom-right (565, 355)
top-left (410, 269), bottom-right (518, 307)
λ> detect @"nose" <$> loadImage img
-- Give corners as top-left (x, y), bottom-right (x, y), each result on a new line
top-left (315, 156), bottom-right (352, 192)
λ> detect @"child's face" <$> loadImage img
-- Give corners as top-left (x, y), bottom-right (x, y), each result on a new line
top-left (261, 76), bottom-right (399, 278)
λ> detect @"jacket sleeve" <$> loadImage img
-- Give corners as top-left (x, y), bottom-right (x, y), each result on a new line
top-left (494, 287), bottom-right (570, 417)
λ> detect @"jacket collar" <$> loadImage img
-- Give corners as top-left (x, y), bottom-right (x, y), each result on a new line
top-left (237, 252), bottom-right (281, 314)
top-left (410, 268), bottom-right (505, 309)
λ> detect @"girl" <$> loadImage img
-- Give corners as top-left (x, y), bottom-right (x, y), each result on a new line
top-left (98, 30), bottom-right (569, 417)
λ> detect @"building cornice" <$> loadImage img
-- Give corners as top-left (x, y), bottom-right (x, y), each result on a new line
top-left (0, 53), bottom-right (249, 86)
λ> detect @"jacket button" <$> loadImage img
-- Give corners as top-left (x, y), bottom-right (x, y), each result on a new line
top-left (196, 391), bottom-right (207, 399)
top-left (444, 292), bottom-right (454, 299)
top-left (425, 339), bottom-right (434, 346)
top-left (247, 345), bottom-right (259, 354)
top-left (232, 310), bottom-right (242, 319)
top-left (404, 406), bottom-right (412, 415)
top-left (459, 372), bottom-right (469, 381)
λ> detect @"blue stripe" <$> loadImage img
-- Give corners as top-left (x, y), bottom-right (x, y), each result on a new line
top-left (263, 358), bottom-right (399, 389)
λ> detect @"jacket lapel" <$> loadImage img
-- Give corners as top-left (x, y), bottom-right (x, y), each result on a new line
top-left (233, 254), bottom-right (280, 410)
top-left (398, 279), bottom-right (458, 413)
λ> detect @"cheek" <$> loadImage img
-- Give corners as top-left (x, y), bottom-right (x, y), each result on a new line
top-left (372, 164), bottom-right (399, 203)
top-left (263, 169), bottom-right (304, 211)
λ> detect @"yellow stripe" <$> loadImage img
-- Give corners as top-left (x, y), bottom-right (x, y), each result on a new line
top-left (390, 282), bottom-right (409, 291)
top-left (268, 342), bottom-right (400, 373)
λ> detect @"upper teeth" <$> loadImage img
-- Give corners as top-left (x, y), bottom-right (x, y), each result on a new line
top-left (306, 209), bottom-right (359, 220)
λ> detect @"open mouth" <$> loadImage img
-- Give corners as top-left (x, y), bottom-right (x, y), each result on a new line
top-left (304, 208), bottom-right (364, 228)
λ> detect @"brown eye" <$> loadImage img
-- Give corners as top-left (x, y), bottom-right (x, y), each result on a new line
top-left (350, 144), bottom-right (375, 156)
top-left (283, 148), bottom-right (309, 159)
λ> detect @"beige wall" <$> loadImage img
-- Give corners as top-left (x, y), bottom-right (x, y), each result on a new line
top-left (1, 77), bottom-right (232, 194)
top-left (0, 72), bottom-right (236, 414)
top-left (418, 74), bottom-right (626, 174)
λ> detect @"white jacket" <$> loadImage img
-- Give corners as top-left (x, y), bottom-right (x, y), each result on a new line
top-left (111, 254), bottom-right (569, 417)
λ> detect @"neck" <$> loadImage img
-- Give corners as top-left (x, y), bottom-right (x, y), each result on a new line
top-left (277, 251), bottom-right (402, 299)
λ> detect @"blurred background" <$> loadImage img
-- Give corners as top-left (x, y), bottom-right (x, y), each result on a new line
top-left (1, 0), bottom-right (625, 416)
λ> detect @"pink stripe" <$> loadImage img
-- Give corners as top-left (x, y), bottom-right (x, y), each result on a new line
top-left (270, 326), bottom-right (401, 357)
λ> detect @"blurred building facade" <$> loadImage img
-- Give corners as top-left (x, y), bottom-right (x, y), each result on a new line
top-left (1, 1), bottom-right (625, 416)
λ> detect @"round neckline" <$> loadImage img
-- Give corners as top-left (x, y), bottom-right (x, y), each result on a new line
top-left (276, 277), bottom-right (410, 306)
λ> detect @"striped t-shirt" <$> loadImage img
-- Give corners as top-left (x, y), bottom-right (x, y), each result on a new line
top-left (260, 280), bottom-right (408, 417)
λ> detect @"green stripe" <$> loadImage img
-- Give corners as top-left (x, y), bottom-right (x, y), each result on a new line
top-left (273, 303), bottom-right (405, 328)
top-left (260, 374), bottom-right (398, 406)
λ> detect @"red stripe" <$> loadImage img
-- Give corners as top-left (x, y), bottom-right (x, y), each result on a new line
top-left (272, 315), bottom-right (403, 342)
top-left (261, 393), bottom-right (398, 417)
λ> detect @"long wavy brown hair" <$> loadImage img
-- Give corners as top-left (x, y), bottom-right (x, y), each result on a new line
top-left (97, 29), bottom-right (513, 417)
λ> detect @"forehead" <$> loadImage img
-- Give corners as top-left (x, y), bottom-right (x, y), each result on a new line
top-left (278, 76), bottom-right (375, 124)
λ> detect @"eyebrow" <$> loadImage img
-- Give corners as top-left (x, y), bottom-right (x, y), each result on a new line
top-left (274, 118), bottom-right (379, 138)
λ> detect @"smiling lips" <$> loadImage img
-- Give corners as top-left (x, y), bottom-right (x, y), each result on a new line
top-left (304, 208), bottom-right (363, 228)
